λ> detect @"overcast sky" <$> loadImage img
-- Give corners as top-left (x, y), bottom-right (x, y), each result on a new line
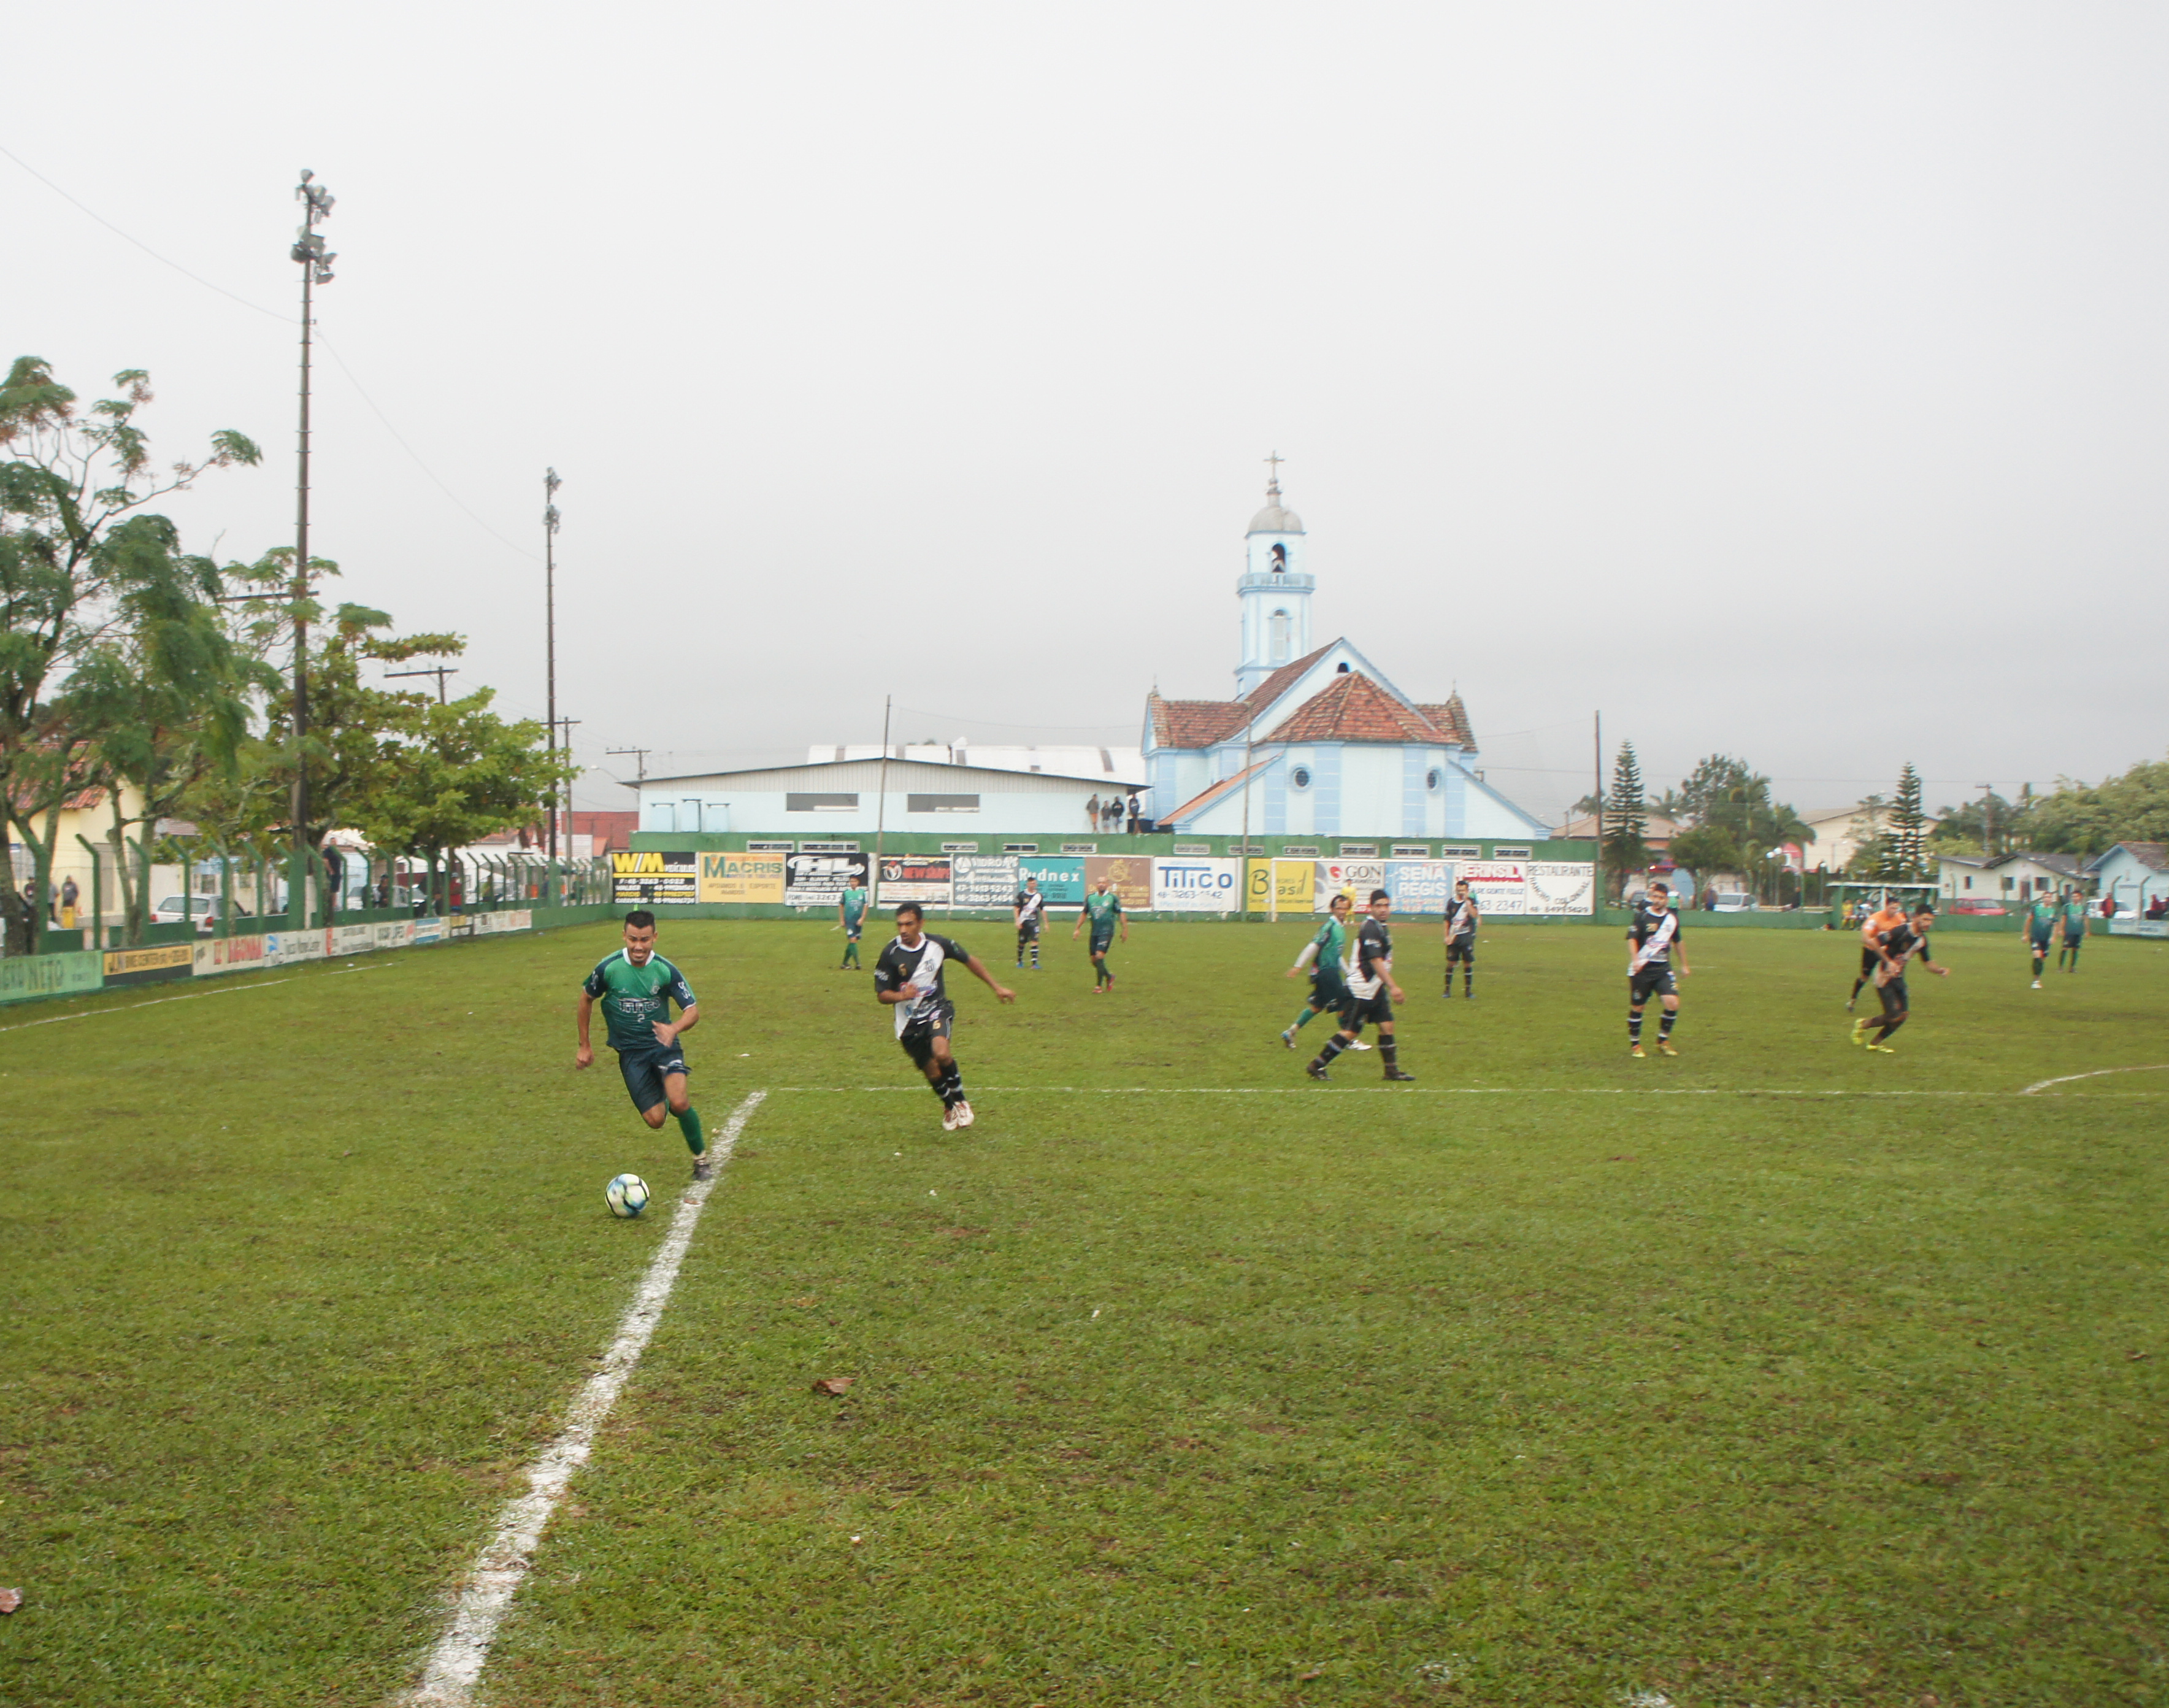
top-left (7, 3), bottom-right (2164, 825)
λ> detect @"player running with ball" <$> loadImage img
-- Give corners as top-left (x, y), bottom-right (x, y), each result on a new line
top-left (1307, 889), bottom-right (1416, 1083)
top-left (873, 902), bottom-right (1016, 1131)
top-left (1626, 882), bottom-right (1690, 1058)
top-left (1851, 904), bottom-right (1949, 1052)
top-left (1282, 890), bottom-right (1354, 1048)
top-left (575, 910), bottom-right (710, 1179)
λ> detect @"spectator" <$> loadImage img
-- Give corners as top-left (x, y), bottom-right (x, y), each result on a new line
top-left (1084, 794), bottom-right (1100, 834)
top-left (58, 874), bottom-right (79, 927)
top-left (1126, 791), bottom-right (1142, 834)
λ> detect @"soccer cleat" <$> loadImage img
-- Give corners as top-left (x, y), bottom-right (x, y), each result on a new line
top-left (941, 1103), bottom-right (961, 1131)
top-left (2030, 979), bottom-right (2043, 990)
top-left (1849, 1020), bottom-right (1870, 1047)
top-left (1844, 998), bottom-right (1855, 1011)
top-left (1306, 1061), bottom-right (1331, 1082)
top-left (1383, 1068), bottom-right (1417, 1082)
top-left (1281, 1028), bottom-right (1297, 1049)
top-left (691, 1158), bottom-right (714, 1182)
top-left (1868, 1042), bottom-right (1896, 1054)
top-left (951, 1101), bottom-right (975, 1128)
top-left (1629, 1043), bottom-right (1646, 1058)
top-left (1657, 1041), bottom-right (1678, 1056)
top-left (1349, 1038), bottom-right (1372, 1051)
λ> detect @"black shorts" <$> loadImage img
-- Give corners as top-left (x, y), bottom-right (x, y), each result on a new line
top-left (2030, 934), bottom-right (2053, 955)
top-left (1340, 987), bottom-right (1393, 1031)
top-left (1310, 974), bottom-right (1349, 1012)
top-left (1629, 964), bottom-right (1677, 1006)
top-left (1877, 975), bottom-right (1909, 1015)
top-left (616, 1042), bottom-right (688, 1112)
top-left (1447, 935), bottom-right (1476, 966)
top-left (2063, 934), bottom-right (2084, 955)
top-left (845, 918), bottom-right (865, 941)
top-left (1859, 946), bottom-right (1881, 977)
top-left (1016, 918), bottom-right (1040, 941)
top-left (899, 1000), bottom-right (955, 1068)
top-left (1089, 932), bottom-right (1115, 956)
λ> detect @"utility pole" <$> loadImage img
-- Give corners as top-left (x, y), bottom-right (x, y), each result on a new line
top-left (550, 717), bottom-right (582, 860)
top-left (1976, 784), bottom-right (1996, 858)
top-left (545, 469), bottom-right (562, 862)
top-left (384, 664), bottom-right (458, 704)
top-left (873, 695), bottom-right (893, 907)
top-left (290, 169), bottom-right (335, 925)
top-left (607, 747), bottom-right (652, 780)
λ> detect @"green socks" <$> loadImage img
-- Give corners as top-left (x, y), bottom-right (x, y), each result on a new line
top-left (677, 1107), bottom-right (705, 1155)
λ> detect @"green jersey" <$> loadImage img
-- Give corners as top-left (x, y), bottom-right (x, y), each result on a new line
top-left (2062, 901), bottom-right (2088, 938)
top-left (2027, 900), bottom-right (2058, 940)
top-left (1310, 915), bottom-right (1349, 982)
top-left (1083, 889), bottom-right (1123, 936)
top-left (582, 950), bottom-right (697, 1053)
top-left (840, 886), bottom-right (868, 925)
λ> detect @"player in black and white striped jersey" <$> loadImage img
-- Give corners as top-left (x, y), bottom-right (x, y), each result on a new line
top-left (1443, 878), bottom-right (1480, 999)
top-left (873, 903), bottom-right (1016, 1131)
top-left (1013, 877), bottom-right (1046, 970)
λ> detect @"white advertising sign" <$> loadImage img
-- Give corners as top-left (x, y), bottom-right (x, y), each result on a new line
top-left (1460, 860), bottom-right (1528, 915)
top-left (1152, 856), bottom-right (1241, 912)
top-left (1313, 860), bottom-right (1387, 910)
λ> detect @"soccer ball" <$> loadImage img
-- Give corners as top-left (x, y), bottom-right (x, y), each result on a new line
top-left (604, 1172), bottom-right (651, 1218)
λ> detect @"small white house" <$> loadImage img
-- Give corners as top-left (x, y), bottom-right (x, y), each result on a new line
top-left (1939, 850), bottom-right (2087, 904)
top-left (631, 757), bottom-right (1135, 839)
top-left (2086, 842), bottom-right (2168, 915)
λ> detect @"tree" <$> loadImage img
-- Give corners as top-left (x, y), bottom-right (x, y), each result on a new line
top-left (1, 358), bottom-right (259, 951)
top-left (1931, 790), bottom-right (2024, 856)
top-left (1667, 753), bottom-right (1810, 897)
top-left (1667, 824), bottom-right (1743, 887)
top-left (1887, 764), bottom-right (1930, 880)
top-left (2018, 756), bottom-right (2169, 855)
top-left (1602, 742), bottom-right (1648, 899)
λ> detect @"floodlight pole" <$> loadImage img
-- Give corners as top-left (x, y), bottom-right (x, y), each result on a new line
top-left (873, 695), bottom-right (893, 907)
top-left (545, 469), bottom-right (562, 863)
top-left (290, 170), bottom-right (336, 927)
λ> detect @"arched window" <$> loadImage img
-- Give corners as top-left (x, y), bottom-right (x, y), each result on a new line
top-left (1269, 609), bottom-right (1291, 664)
top-left (1270, 543), bottom-right (1288, 572)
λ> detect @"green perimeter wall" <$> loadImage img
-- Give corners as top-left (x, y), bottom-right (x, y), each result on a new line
top-left (626, 830), bottom-right (1597, 862)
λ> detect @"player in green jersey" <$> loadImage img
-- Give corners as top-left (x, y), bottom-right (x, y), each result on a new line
top-left (575, 911), bottom-right (710, 1177)
top-left (837, 878), bottom-right (870, 970)
top-left (2057, 888), bottom-right (2089, 971)
top-left (2025, 893), bottom-right (2059, 988)
top-left (1073, 877), bottom-right (1127, 992)
top-left (1282, 891), bottom-right (1354, 1047)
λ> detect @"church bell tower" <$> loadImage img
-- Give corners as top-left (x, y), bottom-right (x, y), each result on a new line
top-left (1235, 455), bottom-right (1312, 694)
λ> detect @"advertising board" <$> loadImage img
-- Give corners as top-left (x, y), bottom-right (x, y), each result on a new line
top-left (1384, 859), bottom-right (1457, 914)
top-left (102, 942), bottom-right (196, 987)
top-left (1246, 858), bottom-right (1316, 913)
top-left (1153, 856), bottom-right (1240, 912)
top-left (699, 852), bottom-right (786, 904)
top-left (953, 854), bottom-right (1021, 910)
top-left (1527, 863), bottom-right (1595, 915)
top-left (877, 853), bottom-right (953, 907)
top-left (1460, 860), bottom-right (1529, 915)
top-left (1313, 860), bottom-right (1386, 910)
top-left (783, 852), bottom-right (869, 909)
top-left (194, 934), bottom-right (269, 976)
top-left (1084, 855), bottom-right (1153, 914)
top-left (1016, 855), bottom-right (1084, 905)
top-left (612, 850), bottom-right (697, 905)
top-left (0, 950), bottom-right (102, 1005)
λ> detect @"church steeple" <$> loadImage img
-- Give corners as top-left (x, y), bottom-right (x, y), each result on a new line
top-left (1235, 454), bottom-right (1312, 694)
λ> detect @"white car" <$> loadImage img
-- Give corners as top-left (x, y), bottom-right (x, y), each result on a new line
top-left (149, 894), bottom-right (235, 926)
top-left (1709, 892), bottom-right (1758, 912)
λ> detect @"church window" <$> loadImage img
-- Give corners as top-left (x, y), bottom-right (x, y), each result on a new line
top-left (1426, 769), bottom-right (1440, 790)
top-left (1270, 542), bottom-right (1287, 572)
top-left (1270, 609), bottom-right (1290, 664)
top-left (1291, 766), bottom-right (1311, 790)
top-left (1335, 662), bottom-right (1350, 674)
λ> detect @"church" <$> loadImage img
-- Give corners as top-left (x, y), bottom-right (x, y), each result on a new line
top-left (1143, 474), bottom-right (1550, 842)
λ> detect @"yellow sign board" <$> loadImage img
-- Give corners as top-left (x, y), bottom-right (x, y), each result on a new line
top-left (699, 852), bottom-right (785, 904)
top-left (1247, 858), bottom-right (1315, 912)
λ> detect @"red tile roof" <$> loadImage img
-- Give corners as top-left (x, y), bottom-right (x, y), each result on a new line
top-left (1162, 759), bottom-right (1273, 825)
top-left (1264, 672), bottom-right (1451, 745)
top-left (1146, 642), bottom-right (1340, 750)
top-left (1413, 696), bottom-right (1474, 748)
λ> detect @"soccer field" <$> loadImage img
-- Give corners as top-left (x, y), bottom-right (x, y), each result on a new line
top-left (3, 918), bottom-right (2164, 1707)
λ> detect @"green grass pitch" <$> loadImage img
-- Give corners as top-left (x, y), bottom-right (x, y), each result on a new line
top-left (2, 918), bottom-right (2164, 1706)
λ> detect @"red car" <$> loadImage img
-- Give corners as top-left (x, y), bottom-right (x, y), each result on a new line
top-left (1950, 898), bottom-right (2007, 915)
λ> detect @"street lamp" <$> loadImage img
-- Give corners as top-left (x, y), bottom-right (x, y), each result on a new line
top-left (289, 169), bottom-right (335, 925)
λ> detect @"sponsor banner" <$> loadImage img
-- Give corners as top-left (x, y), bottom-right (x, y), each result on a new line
top-left (1016, 855), bottom-right (1084, 905)
top-left (1085, 855), bottom-right (1153, 915)
top-left (194, 934), bottom-right (271, 976)
top-left (333, 923), bottom-right (375, 956)
top-left (700, 851), bottom-right (786, 904)
top-left (1154, 856), bottom-right (1240, 912)
top-left (102, 942), bottom-right (196, 987)
top-left (613, 850), bottom-right (697, 905)
top-left (1384, 859), bottom-right (1457, 914)
top-left (412, 917), bottom-right (445, 945)
top-left (2109, 918), bottom-right (2169, 937)
top-left (1527, 862), bottom-right (1595, 915)
top-left (877, 853), bottom-right (953, 907)
top-left (953, 854), bottom-right (1021, 910)
top-left (376, 920), bottom-right (415, 950)
top-left (1460, 860), bottom-right (1529, 916)
top-left (783, 852), bottom-right (870, 909)
top-left (0, 950), bottom-right (102, 1006)
top-left (281, 928), bottom-right (332, 962)
top-left (1246, 858), bottom-right (1316, 912)
top-left (1313, 860), bottom-right (1386, 911)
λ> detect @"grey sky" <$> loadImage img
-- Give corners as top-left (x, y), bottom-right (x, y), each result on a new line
top-left (7, 3), bottom-right (2164, 826)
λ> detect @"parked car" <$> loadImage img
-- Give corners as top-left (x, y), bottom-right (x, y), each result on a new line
top-left (1949, 898), bottom-right (2008, 915)
top-left (1709, 892), bottom-right (1758, 912)
top-left (149, 895), bottom-right (251, 929)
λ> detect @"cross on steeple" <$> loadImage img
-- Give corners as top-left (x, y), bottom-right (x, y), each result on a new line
top-left (1264, 450), bottom-right (1284, 497)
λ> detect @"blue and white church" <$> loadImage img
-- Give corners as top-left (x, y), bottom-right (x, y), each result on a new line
top-left (1143, 474), bottom-right (1550, 842)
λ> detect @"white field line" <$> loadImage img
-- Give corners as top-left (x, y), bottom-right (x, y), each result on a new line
top-left (0, 958), bottom-right (388, 1037)
top-left (399, 1088), bottom-right (767, 1708)
top-left (2019, 1063), bottom-right (2169, 1095)
top-left (757, 1084), bottom-right (2165, 1099)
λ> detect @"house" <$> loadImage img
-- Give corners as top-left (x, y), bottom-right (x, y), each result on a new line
top-left (1558, 813), bottom-right (1682, 856)
top-left (1795, 802), bottom-right (1940, 872)
top-left (1940, 850), bottom-right (2087, 904)
top-left (807, 743), bottom-right (1145, 788)
top-left (629, 756), bottom-right (1129, 839)
top-left (2086, 842), bottom-right (2168, 915)
top-left (1139, 475), bottom-right (1549, 842)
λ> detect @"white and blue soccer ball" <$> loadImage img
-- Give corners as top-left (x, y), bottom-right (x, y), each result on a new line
top-left (604, 1172), bottom-right (651, 1218)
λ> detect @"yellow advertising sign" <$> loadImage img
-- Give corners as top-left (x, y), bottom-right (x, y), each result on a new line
top-left (700, 852), bottom-right (785, 904)
top-left (1247, 858), bottom-right (1315, 911)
